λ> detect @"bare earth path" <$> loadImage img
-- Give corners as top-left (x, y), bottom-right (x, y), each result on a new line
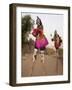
top-left (21, 53), bottom-right (63, 77)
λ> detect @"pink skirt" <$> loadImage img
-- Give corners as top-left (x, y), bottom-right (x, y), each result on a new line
top-left (35, 37), bottom-right (48, 49)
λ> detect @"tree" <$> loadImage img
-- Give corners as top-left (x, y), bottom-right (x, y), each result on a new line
top-left (22, 15), bottom-right (34, 46)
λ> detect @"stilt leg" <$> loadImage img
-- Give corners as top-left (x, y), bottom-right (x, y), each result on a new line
top-left (40, 51), bottom-right (44, 63)
top-left (56, 49), bottom-right (59, 74)
top-left (33, 49), bottom-right (37, 62)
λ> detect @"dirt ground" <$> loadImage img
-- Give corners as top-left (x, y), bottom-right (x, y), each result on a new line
top-left (21, 52), bottom-right (63, 77)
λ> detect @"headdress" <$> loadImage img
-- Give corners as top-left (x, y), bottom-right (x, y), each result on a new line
top-left (36, 16), bottom-right (43, 29)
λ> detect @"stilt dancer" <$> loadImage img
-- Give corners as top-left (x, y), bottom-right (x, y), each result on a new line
top-left (51, 30), bottom-right (62, 74)
top-left (31, 16), bottom-right (49, 75)
top-left (32, 16), bottom-right (48, 63)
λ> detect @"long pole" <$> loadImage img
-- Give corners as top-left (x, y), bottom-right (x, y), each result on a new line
top-left (56, 49), bottom-right (58, 74)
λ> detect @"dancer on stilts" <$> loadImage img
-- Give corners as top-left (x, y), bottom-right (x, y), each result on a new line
top-left (51, 30), bottom-right (62, 74)
top-left (32, 16), bottom-right (49, 63)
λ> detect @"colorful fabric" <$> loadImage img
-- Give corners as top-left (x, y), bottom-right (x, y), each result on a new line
top-left (52, 34), bottom-right (62, 49)
top-left (32, 28), bottom-right (48, 49)
top-left (35, 37), bottom-right (48, 49)
top-left (32, 28), bottom-right (43, 37)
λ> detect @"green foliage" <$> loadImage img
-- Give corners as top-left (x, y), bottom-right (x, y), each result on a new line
top-left (22, 15), bottom-right (34, 45)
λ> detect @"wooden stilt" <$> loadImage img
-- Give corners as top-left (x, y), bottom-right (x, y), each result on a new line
top-left (31, 60), bottom-right (36, 76)
top-left (56, 49), bottom-right (58, 74)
